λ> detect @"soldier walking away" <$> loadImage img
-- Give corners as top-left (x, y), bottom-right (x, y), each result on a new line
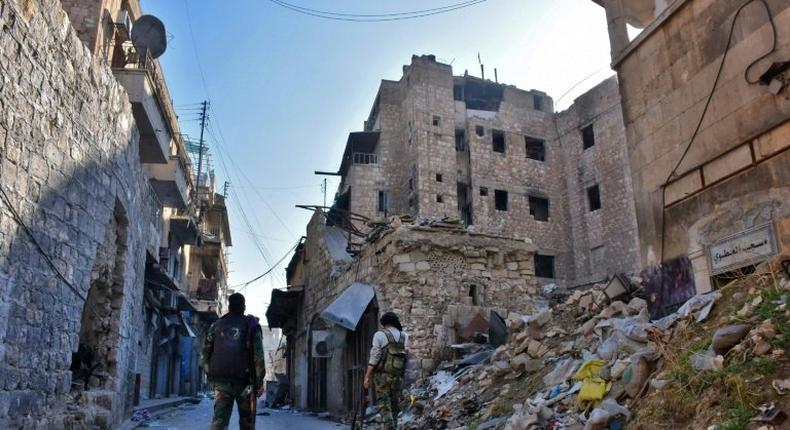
top-left (363, 312), bottom-right (408, 430)
top-left (201, 293), bottom-right (266, 430)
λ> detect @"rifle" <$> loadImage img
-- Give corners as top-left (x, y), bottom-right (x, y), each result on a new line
top-left (351, 387), bottom-right (369, 430)
top-left (245, 316), bottom-right (261, 428)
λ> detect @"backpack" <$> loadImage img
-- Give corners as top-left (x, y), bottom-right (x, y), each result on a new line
top-left (379, 330), bottom-right (407, 377)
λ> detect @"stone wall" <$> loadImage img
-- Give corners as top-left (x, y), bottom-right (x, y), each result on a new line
top-left (338, 55), bottom-right (641, 288)
top-left (288, 211), bottom-right (537, 413)
top-left (0, 0), bottom-right (153, 427)
top-left (598, 0), bottom-right (790, 292)
top-left (555, 77), bottom-right (641, 286)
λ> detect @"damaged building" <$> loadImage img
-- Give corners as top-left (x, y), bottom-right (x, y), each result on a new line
top-left (267, 55), bottom-right (643, 415)
top-left (591, 0), bottom-right (790, 308)
top-left (0, 0), bottom-right (231, 428)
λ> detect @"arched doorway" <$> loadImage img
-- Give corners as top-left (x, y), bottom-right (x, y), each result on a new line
top-left (68, 201), bottom-right (129, 427)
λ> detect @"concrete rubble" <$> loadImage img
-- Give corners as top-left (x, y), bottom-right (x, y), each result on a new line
top-left (398, 262), bottom-right (790, 430)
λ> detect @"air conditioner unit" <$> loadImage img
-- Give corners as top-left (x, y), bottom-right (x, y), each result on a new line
top-left (311, 330), bottom-right (332, 358)
top-left (114, 10), bottom-right (133, 40)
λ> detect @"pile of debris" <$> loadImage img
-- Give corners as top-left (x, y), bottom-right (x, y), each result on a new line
top-left (401, 259), bottom-right (790, 430)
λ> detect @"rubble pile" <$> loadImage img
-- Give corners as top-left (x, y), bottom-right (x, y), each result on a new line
top-left (401, 259), bottom-right (790, 430)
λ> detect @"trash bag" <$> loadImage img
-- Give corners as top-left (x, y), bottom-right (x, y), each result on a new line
top-left (691, 349), bottom-right (724, 371)
top-left (578, 378), bottom-right (610, 402)
top-left (573, 359), bottom-right (606, 381)
top-left (597, 337), bottom-right (619, 362)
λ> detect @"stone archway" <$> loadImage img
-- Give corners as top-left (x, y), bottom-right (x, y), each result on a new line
top-left (67, 201), bottom-right (129, 429)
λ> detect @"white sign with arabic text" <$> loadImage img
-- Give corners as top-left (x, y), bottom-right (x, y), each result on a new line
top-left (708, 223), bottom-right (778, 275)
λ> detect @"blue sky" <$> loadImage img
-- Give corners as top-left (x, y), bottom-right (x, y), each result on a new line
top-left (141, 0), bottom-right (614, 318)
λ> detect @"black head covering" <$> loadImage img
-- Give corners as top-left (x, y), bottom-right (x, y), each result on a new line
top-left (379, 311), bottom-right (403, 331)
top-left (228, 293), bottom-right (246, 314)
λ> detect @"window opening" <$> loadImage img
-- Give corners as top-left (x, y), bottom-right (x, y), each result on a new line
top-left (587, 185), bottom-right (601, 211)
top-left (494, 190), bottom-right (508, 211)
top-left (436, 194), bottom-right (443, 203)
top-left (525, 137), bottom-right (546, 161)
top-left (436, 173), bottom-right (443, 182)
top-left (469, 284), bottom-right (480, 306)
top-left (535, 254), bottom-right (555, 278)
top-left (528, 196), bottom-right (549, 221)
top-left (455, 129), bottom-right (466, 152)
top-left (377, 191), bottom-right (389, 213)
top-left (475, 125), bottom-right (485, 137)
top-left (582, 124), bottom-right (595, 150)
top-left (533, 95), bottom-right (543, 111)
top-left (353, 153), bottom-right (378, 165)
top-left (453, 85), bottom-right (464, 101)
top-left (432, 115), bottom-right (441, 127)
top-left (479, 187), bottom-right (489, 196)
top-left (492, 130), bottom-right (506, 153)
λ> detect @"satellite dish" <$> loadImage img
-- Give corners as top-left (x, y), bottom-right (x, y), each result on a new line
top-left (131, 15), bottom-right (167, 59)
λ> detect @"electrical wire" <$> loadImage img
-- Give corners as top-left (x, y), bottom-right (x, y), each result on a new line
top-left (659, 0), bottom-right (777, 261)
top-left (0, 185), bottom-right (99, 317)
top-left (267, 0), bottom-right (489, 22)
top-left (233, 240), bottom-right (302, 292)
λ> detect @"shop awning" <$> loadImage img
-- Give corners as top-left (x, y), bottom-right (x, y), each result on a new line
top-left (266, 289), bottom-right (303, 329)
top-left (320, 283), bottom-right (376, 331)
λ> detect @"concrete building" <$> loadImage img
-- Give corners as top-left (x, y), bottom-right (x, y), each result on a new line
top-left (0, 0), bottom-right (228, 427)
top-left (267, 55), bottom-right (641, 416)
top-left (591, 0), bottom-right (790, 302)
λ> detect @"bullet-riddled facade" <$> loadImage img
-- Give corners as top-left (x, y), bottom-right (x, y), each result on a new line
top-left (337, 55), bottom-right (640, 288)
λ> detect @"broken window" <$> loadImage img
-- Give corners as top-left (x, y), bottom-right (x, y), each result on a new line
top-left (475, 125), bottom-right (485, 137)
top-left (582, 124), bottom-right (595, 150)
top-left (492, 130), bottom-right (506, 153)
top-left (494, 189), bottom-right (508, 211)
top-left (453, 84), bottom-right (464, 101)
top-left (587, 185), bottom-right (601, 211)
top-left (528, 196), bottom-right (549, 221)
top-left (432, 115), bottom-right (441, 127)
top-left (469, 284), bottom-right (480, 306)
top-left (436, 194), bottom-right (443, 203)
top-left (525, 137), bottom-right (546, 161)
top-left (480, 187), bottom-right (489, 196)
top-left (436, 173), bottom-right (443, 182)
top-left (455, 129), bottom-right (466, 152)
top-left (377, 191), bottom-right (389, 213)
top-left (533, 95), bottom-right (543, 111)
top-left (534, 254), bottom-right (555, 278)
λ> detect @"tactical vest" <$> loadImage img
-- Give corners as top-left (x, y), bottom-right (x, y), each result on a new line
top-left (378, 330), bottom-right (407, 377)
top-left (208, 314), bottom-right (251, 383)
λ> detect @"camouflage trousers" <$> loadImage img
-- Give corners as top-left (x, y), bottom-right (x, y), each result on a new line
top-left (374, 372), bottom-right (402, 430)
top-left (211, 382), bottom-right (255, 430)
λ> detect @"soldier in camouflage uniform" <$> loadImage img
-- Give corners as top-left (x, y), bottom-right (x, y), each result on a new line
top-left (364, 312), bottom-right (408, 430)
top-left (200, 293), bottom-right (266, 430)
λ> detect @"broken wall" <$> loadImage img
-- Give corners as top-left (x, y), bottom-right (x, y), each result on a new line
top-left (0, 0), bottom-right (153, 427)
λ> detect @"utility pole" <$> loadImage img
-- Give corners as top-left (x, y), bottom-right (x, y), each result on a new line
top-left (196, 100), bottom-right (209, 199)
top-left (321, 178), bottom-right (327, 207)
top-left (223, 181), bottom-right (230, 198)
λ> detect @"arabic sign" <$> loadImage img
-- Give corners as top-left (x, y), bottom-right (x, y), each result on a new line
top-left (708, 223), bottom-right (778, 275)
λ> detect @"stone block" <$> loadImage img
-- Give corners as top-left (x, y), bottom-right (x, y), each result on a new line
top-left (398, 262), bottom-right (416, 272)
top-left (393, 254), bottom-right (411, 264)
top-left (415, 261), bottom-right (431, 271)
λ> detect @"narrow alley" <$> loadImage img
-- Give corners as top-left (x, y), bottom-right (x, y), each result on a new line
top-left (127, 401), bottom-right (348, 430)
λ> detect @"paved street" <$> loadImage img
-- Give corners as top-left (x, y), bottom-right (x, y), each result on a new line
top-left (133, 400), bottom-right (349, 430)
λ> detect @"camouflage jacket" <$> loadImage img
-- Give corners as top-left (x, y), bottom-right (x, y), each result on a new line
top-left (200, 314), bottom-right (266, 389)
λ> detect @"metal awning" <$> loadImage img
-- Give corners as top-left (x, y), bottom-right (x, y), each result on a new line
top-left (266, 289), bottom-right (303, 329)
top-left (320, 283), bottom-right (376, 331)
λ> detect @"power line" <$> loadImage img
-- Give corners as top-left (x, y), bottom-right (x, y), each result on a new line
top-left (233, 240), bottom-right (302, 291)
top-left (267, 0), bottom-right (489, 22)
top-left (0, 185), bottom-right (99, 317)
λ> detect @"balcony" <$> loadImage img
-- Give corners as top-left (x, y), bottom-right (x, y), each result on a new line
top-left (144, 155), bottom-right (190, 209)
top-left (113, 56), bottom-right (172, 164)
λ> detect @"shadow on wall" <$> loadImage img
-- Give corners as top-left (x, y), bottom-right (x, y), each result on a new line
top-left (0, 149), bottom-right (151, 428)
